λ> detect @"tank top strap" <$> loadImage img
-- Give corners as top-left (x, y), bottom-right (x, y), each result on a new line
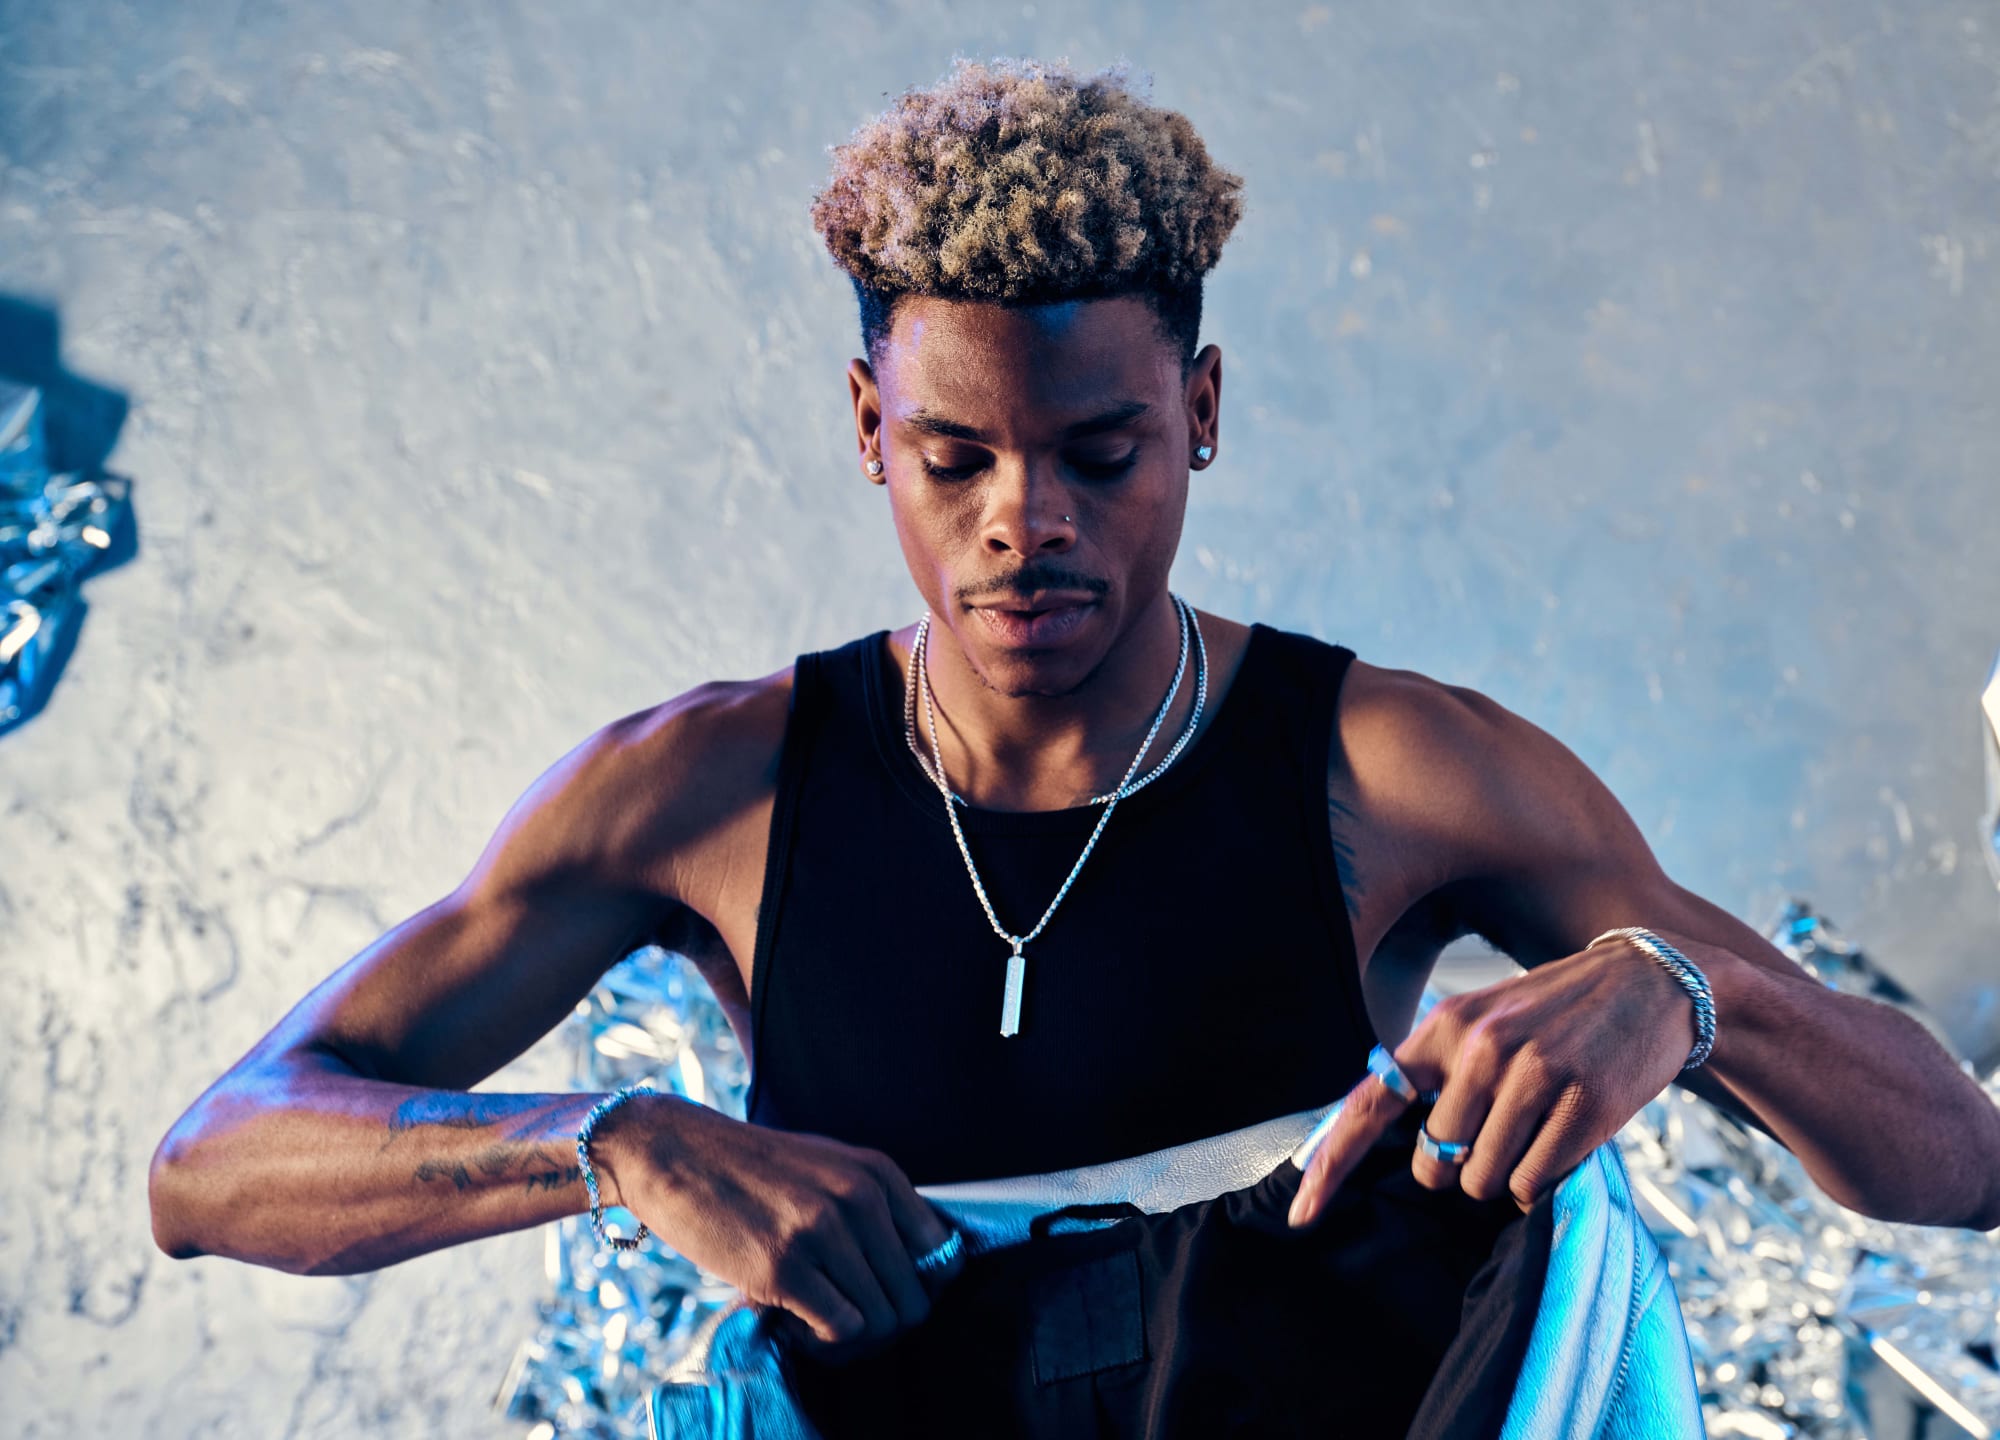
top-left (745, 631), bottom-right (888, 1086)
top-left (1241, 625), bottom-right (1356, 772)
top-left (1236, 625), bottom-right (1377, 1056)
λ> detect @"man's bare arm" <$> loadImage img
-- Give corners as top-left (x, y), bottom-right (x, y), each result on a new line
top-left (150, 689), bottom-right (744, 1275)
top-left (150, 675), bottom-right (965, 1355)
top-left (1375, 672), bottom-right (2000, 1230)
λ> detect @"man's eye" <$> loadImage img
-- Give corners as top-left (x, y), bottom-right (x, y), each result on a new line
top-left (919, 456), bottom-right (984, 481)
top-left (916, 452), bottom-right (1138, 481)
top-left (1070, 451), bottom-right (1139, 480)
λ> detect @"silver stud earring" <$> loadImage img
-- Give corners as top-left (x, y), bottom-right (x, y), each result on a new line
top-left (1195, 444), bottom-right (1213, 462)
top-left (865, 458), bottom-right (884, 476)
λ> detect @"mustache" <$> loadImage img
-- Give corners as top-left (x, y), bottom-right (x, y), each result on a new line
top-left (956, 564), bottom-right (1111, 605)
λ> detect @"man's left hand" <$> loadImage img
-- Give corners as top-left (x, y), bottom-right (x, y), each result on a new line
top-left (1287, 930), bottom-right (1717, 1227)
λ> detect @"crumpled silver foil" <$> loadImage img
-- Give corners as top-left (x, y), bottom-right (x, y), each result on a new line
top-left (0, 381), bottom-right (132, 728)
top-left (1615, 902), bottom-right (2000, 1438)
top-left (499, 921), bottom-right (2000, 1439)
top-left (495, 947), bottom-right (750, 1438)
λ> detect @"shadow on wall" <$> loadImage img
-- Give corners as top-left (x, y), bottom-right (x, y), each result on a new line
top-left (0, 294), bottom-right (138, 735)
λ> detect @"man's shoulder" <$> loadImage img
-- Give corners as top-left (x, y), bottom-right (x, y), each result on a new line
top-left (1331, 658), bottom-right (1565, 830)
top-left (590, 625), bottom-right (895, 815)
top-left (550, 668), bottom-right (797, 886)
top-left (1332, 655), bottom-right (1629, 876)
top-left (607, 667), bottom-right (797, 803)
top-left (1334, 657), bottom-right (1511, 777)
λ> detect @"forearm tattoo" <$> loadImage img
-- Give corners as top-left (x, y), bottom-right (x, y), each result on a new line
top-left (412, 1144), bottom-right (582, 1194)
top-left (385, 1094), bottom-right (584, 1194)
top-left (386, 1092), bottom-right (549, 1135)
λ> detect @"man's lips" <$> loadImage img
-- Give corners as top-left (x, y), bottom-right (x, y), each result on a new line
top-left (967, 595), bottom-right (1099, 647)
top-left (970, 590), bottom-right (1099, 615)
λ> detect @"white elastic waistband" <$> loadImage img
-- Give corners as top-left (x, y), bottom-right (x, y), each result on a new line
top-left (913, 1098), bottom-right (1346, 1253)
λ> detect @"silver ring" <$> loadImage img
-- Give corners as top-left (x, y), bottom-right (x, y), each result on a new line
top-left (1417, 1123), bottom-right (1473, 1166)
top-left (1366, 1043), bottom-right (1419, 1102)
top-left (913, 1227), bottom-right (963, 1274)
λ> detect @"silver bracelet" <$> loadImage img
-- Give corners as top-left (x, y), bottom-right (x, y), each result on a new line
top-left (576, 1080), bottom-right (656, 1251)
top-left (1590, 926), bottom-right (1716, 1073)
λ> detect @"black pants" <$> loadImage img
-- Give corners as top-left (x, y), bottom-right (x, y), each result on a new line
top-left (784, 1108), bottom-right (1555, 1439)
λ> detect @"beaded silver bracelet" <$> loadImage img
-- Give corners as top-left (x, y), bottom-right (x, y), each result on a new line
top-left (1590, 926), bottom-right (1716, 1072)
top-left (576, 1080), bottom-right (656, 1251)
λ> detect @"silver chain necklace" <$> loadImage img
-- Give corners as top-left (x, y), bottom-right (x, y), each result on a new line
top-left (904, 598), bottom-right (1209, 807)
top-left (905, 594), bottom-right (1206, 1036)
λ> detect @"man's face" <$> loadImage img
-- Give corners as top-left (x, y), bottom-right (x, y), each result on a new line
top-left (850, 294), bottom-right (1221, 699)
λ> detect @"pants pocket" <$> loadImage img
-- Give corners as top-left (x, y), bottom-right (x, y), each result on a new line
top-left (1028, 1246), bottom-right (1147, 1385)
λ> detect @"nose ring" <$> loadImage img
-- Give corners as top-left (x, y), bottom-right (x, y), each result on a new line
top-left (1062, 514), bottom-right (1072, 524)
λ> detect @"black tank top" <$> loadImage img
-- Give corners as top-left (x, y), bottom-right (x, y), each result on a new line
top-left (744, 623), bottom-right (1380, 1185)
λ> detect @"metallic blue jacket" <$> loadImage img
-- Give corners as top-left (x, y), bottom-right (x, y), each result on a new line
top-left (648, 1100), bottom-right (1705, 1438)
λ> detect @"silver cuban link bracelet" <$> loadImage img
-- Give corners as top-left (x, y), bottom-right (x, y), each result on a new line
top-left (1589, 926), bottom-right (1716, 1073)
top-left (576, 1080), bottom-right (657, 1251)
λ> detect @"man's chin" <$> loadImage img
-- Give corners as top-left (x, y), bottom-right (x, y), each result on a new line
top-left (979, 669), bottom-right (1092, 700)
top-left (954, 629), bottom-right (1106, 700)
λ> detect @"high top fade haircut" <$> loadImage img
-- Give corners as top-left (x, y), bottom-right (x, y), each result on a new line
top-left (810, 58), bottom-right (1245, 375)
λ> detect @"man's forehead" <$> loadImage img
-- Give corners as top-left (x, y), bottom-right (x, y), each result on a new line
top-left (878, 295), bottom-right (1171, 432)
top-left (899, 398), bottom-right (1155, 446)
top-left (887, 293), bottom-right (1155, 357)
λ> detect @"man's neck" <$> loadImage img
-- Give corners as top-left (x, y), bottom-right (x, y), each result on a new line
top-left (906, 592), bottom-right (1197, 812)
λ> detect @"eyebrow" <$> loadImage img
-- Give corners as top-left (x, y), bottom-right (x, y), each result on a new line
top-left (902, 400), bottom-right (1153, 444)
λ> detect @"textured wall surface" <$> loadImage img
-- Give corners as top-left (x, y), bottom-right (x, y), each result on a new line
top-left (2, 1), bottom-right (1997, 1434)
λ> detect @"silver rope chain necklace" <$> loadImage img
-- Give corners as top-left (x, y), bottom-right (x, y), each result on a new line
top-left (904, 594), bottom-right (1208, 1036)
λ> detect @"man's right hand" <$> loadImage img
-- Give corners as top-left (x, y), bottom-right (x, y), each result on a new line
top-left (592, 1094), bottom-right (966, 1353)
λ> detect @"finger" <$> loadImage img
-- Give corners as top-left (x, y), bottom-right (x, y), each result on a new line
top-left (1453, 1054), bottom-right (1559, 1207)
top-left (1504, 1081), bottom-right (1600, 1212)
top-left (806, 1225), bottom-right (901, 1342)
top-left (881, 1182), bottom-right (967, 1290)
top-left (779, 1260), bottom-right (870, 1347)
top-left (844, 1184), bottom-right (934, 1330)
top-left (1410, 1020), bottom-right (1509, 1193)
top-left (1289, 1074), bottom-right (1402, 1229)
top-left (918, 1242), bottom-right (967, 1293)
top-left (1290, 1033), bottom-right (1452, 1229)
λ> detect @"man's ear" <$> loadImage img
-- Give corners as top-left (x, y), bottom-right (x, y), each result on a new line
top-left (1185, 344), bottom-right (1222, 468)
top-left (848, 357), bottom-right (885, 484)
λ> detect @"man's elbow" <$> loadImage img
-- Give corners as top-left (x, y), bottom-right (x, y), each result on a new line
top-left (1968, 1176), bottom-right (2000, 1234)
top-left (147, 1125), bottom-right (214, 1262)
top-left (147, 1097), bottom-right (282, 1269)
top-left (147, 1127), bottom-right (335, 1274)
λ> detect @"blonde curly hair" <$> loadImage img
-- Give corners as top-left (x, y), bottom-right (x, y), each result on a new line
top-left (811, 57), bottom-right (1244, 363)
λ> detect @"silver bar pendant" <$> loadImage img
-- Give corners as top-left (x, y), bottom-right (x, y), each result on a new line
top-left (999, 948), bottom-right (1026, 1037)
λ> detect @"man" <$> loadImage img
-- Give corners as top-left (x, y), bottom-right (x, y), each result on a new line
top-left (151, 53), bottom-right (1998, 1398)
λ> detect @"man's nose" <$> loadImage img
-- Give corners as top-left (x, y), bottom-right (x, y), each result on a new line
top-left (981, 463), bottom-right (1075, 557)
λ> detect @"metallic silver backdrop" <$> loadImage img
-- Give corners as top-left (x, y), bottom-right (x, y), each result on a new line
top-left (2, 2), bottom-right (1996, 1433)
